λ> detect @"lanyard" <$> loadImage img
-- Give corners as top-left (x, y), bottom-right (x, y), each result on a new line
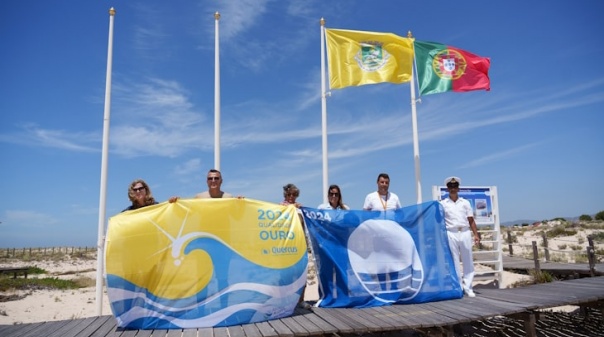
top-left (378, 192), bottom-right (388, 210)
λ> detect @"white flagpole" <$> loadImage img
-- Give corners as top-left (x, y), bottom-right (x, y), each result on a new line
top-left (214, 12), bottom-right (221, 170)
top-left (408, 31), bottom-right (422, 204)
top-left (320, 18), bottom-right (329, 204)
top-left (96, 7), bottom-right (116, 315)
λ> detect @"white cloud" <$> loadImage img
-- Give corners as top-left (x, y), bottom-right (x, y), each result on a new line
top-left (174, 158), bottom-right (203, 176)
top-left (3, 210), bottom-right (58, 228)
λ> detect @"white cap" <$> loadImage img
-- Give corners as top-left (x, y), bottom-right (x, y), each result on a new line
top-left (444, 176), bottom-right (461, 185)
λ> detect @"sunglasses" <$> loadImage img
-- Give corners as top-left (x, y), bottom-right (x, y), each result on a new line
top-left (207, 177), bottom-right (220, 181)
top-left (285, 193), bottom-right (299, 197)
top-left (447, 184), bottom-right (459, 188)
top-left (329, 192), bottom-right (340, 197)
top-left (133, 186), bottom-right (146, 192)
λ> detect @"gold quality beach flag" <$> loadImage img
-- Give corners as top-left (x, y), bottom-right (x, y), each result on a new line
top-left (325, 28), bottom-right (414, 89)
top-left (105, 198), bottom-right (308, 329)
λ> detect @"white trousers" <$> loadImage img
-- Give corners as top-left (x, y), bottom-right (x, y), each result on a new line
top-left (447, 229), bottom-right (475, 291)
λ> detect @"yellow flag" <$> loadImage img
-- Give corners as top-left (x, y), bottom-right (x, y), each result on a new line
top-left (326, 28), bottom-right (414, 89)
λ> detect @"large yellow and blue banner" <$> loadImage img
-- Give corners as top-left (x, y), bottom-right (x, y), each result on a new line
top-left (302, 201), bottom-right (462, 308)
top-left (105, 198), bottom-right (308, 329)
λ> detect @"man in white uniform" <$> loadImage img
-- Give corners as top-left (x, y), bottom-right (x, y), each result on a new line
top-left (440, 176), bottom-right (480, 297)
top-left (363, 173), bottom-right (401, 211)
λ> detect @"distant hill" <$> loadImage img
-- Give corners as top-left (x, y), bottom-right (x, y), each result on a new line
top-left (501, 219), bottom-right (538, 227)
top-left (501, 215), bottom-right (595, 227)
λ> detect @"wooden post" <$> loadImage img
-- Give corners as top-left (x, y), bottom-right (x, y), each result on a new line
top-left (541, 232), bottom-right (550, 262)
top-left (507, 228), bottom-right (514, 256)
top-left (587, 235), bottom-right (595, 277)
top-left (524, 312), bottom-right (537, 337)
top-left (532, 241), bottom-right (541, 274)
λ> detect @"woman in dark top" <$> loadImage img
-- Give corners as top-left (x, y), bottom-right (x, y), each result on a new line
top-left (122, 179), bottom-right (157, 212)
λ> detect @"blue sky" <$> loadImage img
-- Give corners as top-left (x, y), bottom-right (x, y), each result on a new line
top-left (1, 1), bottom-right (603, 248)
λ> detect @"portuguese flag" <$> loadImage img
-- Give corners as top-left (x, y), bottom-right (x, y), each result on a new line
top-left (414, 40), bottom-right (490, 96)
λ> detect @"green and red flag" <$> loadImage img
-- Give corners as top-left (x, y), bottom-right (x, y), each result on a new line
top-left (414, 40), bottom-right (490, 95)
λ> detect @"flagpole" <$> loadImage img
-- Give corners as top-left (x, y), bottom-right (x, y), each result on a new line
top-left (214, 12), bottom-right (221, 170)
top-left (408, 31), bottom-right (422, 204)
top-left (96, 7), bottom-right (116, 315)
top-left (320, 18), bottom-right (329, 204)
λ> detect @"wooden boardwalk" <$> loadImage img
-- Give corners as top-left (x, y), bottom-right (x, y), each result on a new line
top-left (1, 276), bottom-right (603, 337)
top-left (502, 255), bottom-right (604, 277)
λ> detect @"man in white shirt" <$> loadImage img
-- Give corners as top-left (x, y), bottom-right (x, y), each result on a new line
top-left (440, 176), bottom-right (481, 297)
top-left (363, 173), bottom-right (401, 211)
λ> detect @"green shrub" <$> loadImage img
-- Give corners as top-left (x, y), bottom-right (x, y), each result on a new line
top-left (579, 214), bottom-right (593, 221)
top-left (596, 211), bottom-right (604, 221)
top-left (0, 277), bottom-right (83, 292)
top-left (530, 269), bottom-right (554, 284)
top-left (590, 232), bottom-right (604, 242)
top-left (545, 226), bottom-right (577, 238)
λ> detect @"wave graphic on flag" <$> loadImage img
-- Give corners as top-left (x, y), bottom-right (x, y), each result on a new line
top-left (106, 199), bottom-right (308, 329)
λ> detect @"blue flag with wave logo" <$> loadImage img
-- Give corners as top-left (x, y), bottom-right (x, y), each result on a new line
top-left (106, 198), bottom-right (308, 329)
top-left (302, 201), bottom-right (462, 308)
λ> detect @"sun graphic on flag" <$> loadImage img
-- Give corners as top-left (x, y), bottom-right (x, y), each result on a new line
top-left (432, 49), bottom-right (467, 80)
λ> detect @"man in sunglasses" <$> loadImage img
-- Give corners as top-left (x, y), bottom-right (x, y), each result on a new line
top-left (440, 176), bottom-right (480, 297)
top-left (195, 169), bottom-right (233, 199)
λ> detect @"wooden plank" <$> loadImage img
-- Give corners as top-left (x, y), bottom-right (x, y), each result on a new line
top-left (290, 310), bottom-right (338, 335)
top-left (309, 308), bottom-right (358, 333)
top-left (141, 329), bottom-right (158, 337)
top-left (301, 308), bottom-right (353, 333)
top-left (318, 308), bottom-right (377, 333)
top-left (382, 304), bottom-right (444, 328)
top-left (276, 316), bottom-right (309, 336)
top-left (469, 295), bottom-right (527, 315)
top-left (362, 306), bottom-right (414, 331)
top-left (225, 325), bottom-right (246, 337)
top-left (371, 305), bottom-right (421, 328)
top-left (197, 328), bottom-right (214, 337)
top-left (254, 321), bottom-right (279, 337)
top-left (0, 325), bottom-right (13, 336)
top-left (212, 326), bottom-right (229, 337)
top-left (48, 317), bottom-right (100, 337)
top-left (73, 316), bottom-right (117, 337)
top-left (421, 302), bottom-right (480, 324)
top-left (116, 329), bottom-right (141, 337)
top-left (287, 315), bottom-right (321, 335)
top-left (21, 321), bottom-right (72, 337)
top-left (184, 328), bottom-right (203, 337)
top-left (74, 315), bottom-right (115, 337)
top-left (241, 323), bottom-right (263, 337)
top-left (166, 328), bottom-right (184, 337)
top-left (478, 288), bottom-right (563, 308)
top-left (346, 306), bottom-right (400, 331)
top-left (1, 322), bottom-right (41, 337)
top-left (393, 303), bottom-right (452, 327)
top-left (266, 319), bottom-right (294, 337)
